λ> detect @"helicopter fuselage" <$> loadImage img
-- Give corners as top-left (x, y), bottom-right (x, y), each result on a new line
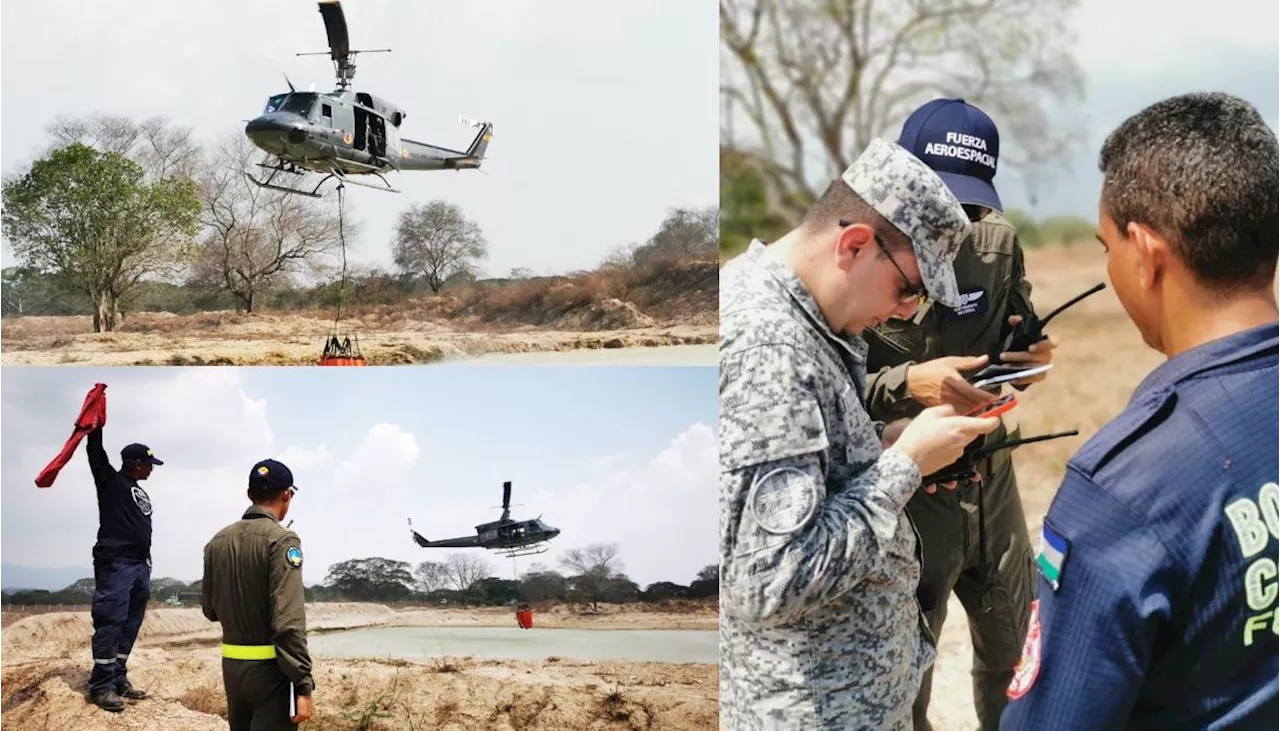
top-left (245, 89), bottom-right (487, 177)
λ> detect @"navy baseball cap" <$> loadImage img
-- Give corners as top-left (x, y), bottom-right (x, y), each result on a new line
top-left (121, 444), bottom-right (163, 465)
top-left (897, 98), bottom-right (1003, 212)
top-left (250, 459), bottom-right (296, 492)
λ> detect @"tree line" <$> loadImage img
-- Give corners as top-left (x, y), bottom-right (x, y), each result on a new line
top-left (1, 542), bottom-right (718, 610)
top-left (1, 113), bottom-right (717, 326)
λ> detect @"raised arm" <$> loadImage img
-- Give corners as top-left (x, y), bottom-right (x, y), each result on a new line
top-left (85, 428), bottom-right (115, 486)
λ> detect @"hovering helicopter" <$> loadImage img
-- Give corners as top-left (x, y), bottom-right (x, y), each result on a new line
top-left (409, 481), bottom-right (561, 558)
top-left (243, 0), bottom-right (494, 198)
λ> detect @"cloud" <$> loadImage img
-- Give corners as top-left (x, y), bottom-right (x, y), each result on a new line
top-left (1, 370), bottom-right (283, 578)
top-left (333, 423), bottom-right (420, 490)
top-left (525, 422), bottom-right (719, 588)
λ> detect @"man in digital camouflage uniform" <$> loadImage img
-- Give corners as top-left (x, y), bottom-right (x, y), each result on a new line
top-left (719, 138), bottom-right (1002, 730)
top-left (203, 459), bottom-right (315, 730)
top-left (864, 99), bottom-right (1056, 730)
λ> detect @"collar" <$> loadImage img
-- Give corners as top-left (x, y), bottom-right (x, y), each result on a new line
top-left (242, 505), bottom-right (280, 522)
top-left (744, 240), bottom-right (868, 363)
top-left (1133, 321), bottom-right (1278, 399)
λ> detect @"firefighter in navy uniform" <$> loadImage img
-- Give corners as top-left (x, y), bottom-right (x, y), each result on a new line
top-left (203, 459), bottom-right (315, 729)
top-left (86, 427), bottom-right (163, 712)
top-left (1002, 92), bottom-right (1279, 729)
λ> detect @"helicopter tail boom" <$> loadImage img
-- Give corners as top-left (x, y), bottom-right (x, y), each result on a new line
top-left (398, 116), bottom-right (493, 172)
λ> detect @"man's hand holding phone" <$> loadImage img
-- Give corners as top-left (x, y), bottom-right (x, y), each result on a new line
top-left (890, 405), bottom-right (1002, 492)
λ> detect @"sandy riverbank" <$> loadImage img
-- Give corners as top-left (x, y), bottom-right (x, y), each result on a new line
top-left (0, 602), bottom-right (718, 730)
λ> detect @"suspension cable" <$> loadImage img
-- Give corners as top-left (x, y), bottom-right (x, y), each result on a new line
top-left (333, 182), bottom-right (348, 335)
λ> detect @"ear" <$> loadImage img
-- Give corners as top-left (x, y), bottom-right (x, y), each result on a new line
top-left (1126, 222), bottom-right (1168, 291)
top-left (834, 223), bottom-right (874, 272)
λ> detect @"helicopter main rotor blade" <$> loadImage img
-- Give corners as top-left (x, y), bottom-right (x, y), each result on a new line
top-left (317, 0), bottom-right (350, 62)
top-left (503, 481), bottom-right (512, 511)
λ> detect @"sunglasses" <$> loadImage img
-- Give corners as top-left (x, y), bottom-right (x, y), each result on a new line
top-left (839, 220), bottom-right (928, 306)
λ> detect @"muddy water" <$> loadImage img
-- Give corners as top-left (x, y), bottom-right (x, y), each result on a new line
top-left (445, 344), bottom-right (717, 366)
top-left (307, 626), bottom-right (719, 663)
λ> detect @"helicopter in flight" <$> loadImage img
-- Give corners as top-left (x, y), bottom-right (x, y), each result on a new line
top-left (243, 0), bottom-right (493, 198)
top-left (408, 481), bottom-right (561, 558)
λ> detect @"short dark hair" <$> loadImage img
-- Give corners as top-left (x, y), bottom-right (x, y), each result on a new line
top-left (804, 177), bottom-right (912, 254)
top-left (248, 476), bottom-right (287, 504)
top-left (1099, 92), bottom-right (1278, 291)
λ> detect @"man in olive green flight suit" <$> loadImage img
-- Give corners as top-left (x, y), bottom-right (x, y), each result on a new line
top-left (865, 99), bottom-right (1057, 731)
top-left (202, 459), bottom-right (315, 729)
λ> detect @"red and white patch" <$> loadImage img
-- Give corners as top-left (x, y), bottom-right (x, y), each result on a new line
top-left (1006, 599), bottom-right (1042, 700)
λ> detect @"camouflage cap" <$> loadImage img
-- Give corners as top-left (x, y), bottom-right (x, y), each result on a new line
top-left (840, 138), bottom-right (970, 308)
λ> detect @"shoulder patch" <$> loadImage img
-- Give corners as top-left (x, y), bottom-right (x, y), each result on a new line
top-left (1035, 519), bottom-right (1070, 592)
top-left (1071, 390), bottom-right (1175, 476)
top-left (1007, 599), bottom-right (1042, 699)
top-left (746, 466), bottom-right (821, 535)
top-left (286, 545), bottom-right (303, 569)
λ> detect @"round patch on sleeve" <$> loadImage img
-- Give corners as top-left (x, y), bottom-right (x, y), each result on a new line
top-left (286, 546), bottom-right (303, 569)
top-left (746, 467), bottom-right (821, 535)
top-left (1006, 599), bottom-right (1042, 699)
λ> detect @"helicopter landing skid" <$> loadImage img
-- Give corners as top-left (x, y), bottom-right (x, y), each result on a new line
top-left (493, 543), bottom-right (551, 558)
top-left (244, 161), bottom-right (330, 199)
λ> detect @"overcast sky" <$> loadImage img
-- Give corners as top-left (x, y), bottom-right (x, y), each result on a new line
top-left (1, 367), bottom-right (718, 589)
top-left (0, 0), bottom-right (718, 278)
top-left (998, 0), bottom-right (1280, 220)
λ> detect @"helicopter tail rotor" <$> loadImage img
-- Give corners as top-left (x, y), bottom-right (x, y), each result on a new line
top-left (459, 116), bottom-right (494, 161)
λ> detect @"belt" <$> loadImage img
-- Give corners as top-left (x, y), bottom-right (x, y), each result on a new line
top-left (221, 643), bottom-right (277, 660)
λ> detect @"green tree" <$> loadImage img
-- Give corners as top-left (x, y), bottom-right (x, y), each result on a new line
top-left (391, 200), bottom-right (489, 293)
top-left (720, 148), bottom-right (790, 261)
top-left (323, 558), bottom-right (415, 601)
top-left (1, 143), bottom-right (200, 332)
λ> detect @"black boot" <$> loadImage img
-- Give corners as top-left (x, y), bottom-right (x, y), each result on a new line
top-left (90, 688), bottom-right (125, 712)
top-left (117, 681), bottom-right (147, 700)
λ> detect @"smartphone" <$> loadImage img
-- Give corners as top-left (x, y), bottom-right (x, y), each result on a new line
top-left (967, 393), bottom-right (1017, 419)
top-left (970, 364), bottom-right (1053, 391)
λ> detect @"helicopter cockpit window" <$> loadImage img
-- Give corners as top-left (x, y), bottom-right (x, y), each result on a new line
top-left (278, 93), bottom-right (317, 118)
top-left (263, 94), bottom-right (289, 115)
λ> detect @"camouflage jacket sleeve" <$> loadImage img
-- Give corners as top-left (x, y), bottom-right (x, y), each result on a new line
top-left (269, 532), bottom-right (314, 695)
top-left (865, 362), bottom-right (917, 423)
top-left (201, 541), bottom-right (217, 622)
top-left (720, 343), bottom-right (923, 627)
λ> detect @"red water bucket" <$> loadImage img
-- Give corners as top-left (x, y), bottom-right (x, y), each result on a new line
top-left (319, 355), bottom-right (367, 366)
top-left (516, 608), bottom-right (534, 629)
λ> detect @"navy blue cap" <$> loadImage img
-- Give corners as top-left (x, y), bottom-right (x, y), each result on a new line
top-left (897, 98), bottom-right (1003, 212)
top-left (250, 459), bottom-right (296, 492)
top-left (121, 443), bottom-right (163, 465)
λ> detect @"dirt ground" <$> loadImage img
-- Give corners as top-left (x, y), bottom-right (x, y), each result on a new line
top-left (0, 261), bottom-right (719, 366)
top-left (0, 314), bottom-right (716, 366)
top-left (0, 602), bottom-right (718, 731)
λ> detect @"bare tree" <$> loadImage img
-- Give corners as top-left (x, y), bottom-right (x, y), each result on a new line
top-left (444, 553), bottom-right (493, 592)
top-left (45, 113), bottom-right (203, 182)
top-left (559, 542), bottom-right (623, 611)
top-left (391, 201), bottom-right (489, 293)
top-left (720, 0), bottom-right (1086, 225)
top-left (414, 560), bottom-right (450, 595)
top-left (191, 134), bottom-right (347, 312)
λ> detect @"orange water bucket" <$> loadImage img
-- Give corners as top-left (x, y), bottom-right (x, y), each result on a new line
top-left (516, 608), bottom-right (534, 629)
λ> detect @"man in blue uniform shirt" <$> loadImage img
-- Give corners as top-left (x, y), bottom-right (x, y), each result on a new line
top-left (1001, 92), bottom-right (1278, 729)
top-left (85, 426), bottom-right (164, 713)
